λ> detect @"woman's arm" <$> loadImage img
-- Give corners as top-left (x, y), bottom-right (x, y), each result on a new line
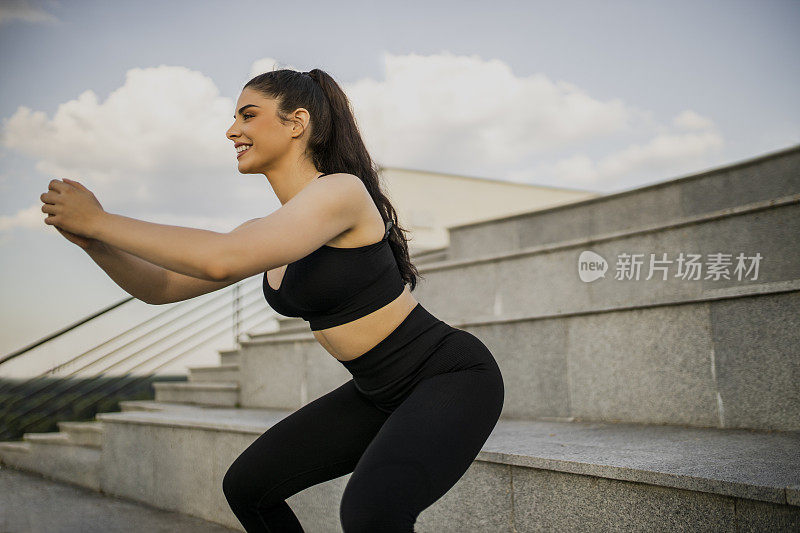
top-left (92, 213), bottom-right (225, 281)
top-left (84, 241), bottom-right (169, 305)
top-left (85, 217), bottom-right (263, 305)
top-left (85, 173), bottom-right (365, 283)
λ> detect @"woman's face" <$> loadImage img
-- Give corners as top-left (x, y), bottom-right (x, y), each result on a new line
top-left (226, 88), bottom-right (292, 174)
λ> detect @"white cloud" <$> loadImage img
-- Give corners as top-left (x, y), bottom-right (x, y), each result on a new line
top-left (673, 110), bottom-right (715, 131)
top-left (1, 52), bottom-right (726, 238)
top-left (248, 57), bottom-right (307, 81)
top-left (0, 0), bottom-right (59, 25)
top-left (346, 51), bottom-right (655, 168)
top-left (2, 65), bottom-right (234, 184)
top-left (1, 65), bottom-right (272, 235)
top-left (341, 51), bottom-right (723, 189)
top-left (521, 130), bottom-right (724, 187)
top-left (0, 202), bottom-right (46, 231)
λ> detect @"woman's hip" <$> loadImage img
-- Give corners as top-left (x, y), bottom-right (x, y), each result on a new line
top-left (338, 303), bottom-right (503, 413)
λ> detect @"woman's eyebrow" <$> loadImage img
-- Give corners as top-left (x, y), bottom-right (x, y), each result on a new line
top-left (234, 104), bottom-right (260, 118)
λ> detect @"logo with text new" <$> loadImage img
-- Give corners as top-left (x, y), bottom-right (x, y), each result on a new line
top-left (578, 251), bottom-right (607, 282)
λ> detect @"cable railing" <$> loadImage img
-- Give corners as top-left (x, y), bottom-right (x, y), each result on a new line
top-left (0, 276), bottom-right (274, 440)
top-left (0, 296), bottom-right (135, 367)
top-left (1, 297), bottom-right (269, 438)
top-left (0, 282), bottom-right (249, 396)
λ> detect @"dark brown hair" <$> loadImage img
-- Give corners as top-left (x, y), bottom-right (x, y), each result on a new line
top-left (243, 68), bottom-right (422, 290)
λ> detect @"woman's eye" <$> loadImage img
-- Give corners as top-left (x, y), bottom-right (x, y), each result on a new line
top-left (243, 114), bottom-right (254, 119)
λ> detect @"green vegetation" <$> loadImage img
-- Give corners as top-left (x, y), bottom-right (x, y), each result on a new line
top-left (0, 375), bottom-right (187, 441)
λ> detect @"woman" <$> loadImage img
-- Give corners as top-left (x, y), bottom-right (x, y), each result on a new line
top-left (41, 68), bottom-right (504, 532)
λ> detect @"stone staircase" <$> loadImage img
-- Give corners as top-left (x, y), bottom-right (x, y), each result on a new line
top-left (0, 421), bottom-right (104, 491)
top-left (2, 144), bottom-right (799, 531)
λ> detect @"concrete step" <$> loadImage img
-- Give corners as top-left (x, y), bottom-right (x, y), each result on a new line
top-left (23, 431), bottom-right (72, 445)
top-left (272, 317), bottom-right (309, 335)
top-left (152, 381), bottom-right (239, 407)
top-left (95, 402), bottom-right (800, 532)
top-left (218, 350), bottom-right (241, 367)
top-left (0, 432), bottom-right (101, 490)
top-left (0, 467), bottom-right (241, 533)
top-left (57, 420), bottom-right (104, 448)
top-left (412, 245), bottom-right (449, 265)
top-left (247, 321), bottom-right (309, 339)
top-left (236, 283), bottom-right (800, 431)
top-left (217, 348), bottom-right (240, 364)
top-left (246, 329), bottom-right (315, 343)
top-left (187, 364), bottom-right (241, 383)
top-left (445, 144), bottom-right (800, 261)
top-left (410, 194), bottom-right (800, 327)
top-left (254, 315), bottom-right (309, 335)
top-left (119, 400), bottom-right (206, 413)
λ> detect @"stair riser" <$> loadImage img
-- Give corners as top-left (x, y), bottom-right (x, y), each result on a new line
top-left (448, 148), bottom-right (800, 261)
top-left (188, 368), bottom-right (241, 383)
top-left (219, 353), bottom-right (241, 366)
top-left (57, 423), bottom-right (104, 448)
top-left (119, 402), bottom-right (160, 412)
top-left (0, 442), bottom-right (100, 491)
top-left (100, 420), bottom-right (250, 528)
top-left (65, 432), bottom-right (103, 448)
top-left (154, 387), bottom-right (238, 407)
top-left (249, 323), bottom-right (306, 340)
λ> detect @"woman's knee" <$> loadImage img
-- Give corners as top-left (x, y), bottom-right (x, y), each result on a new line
top-left (339, 461), bottom-right (429, 532)
top-left (340, 495), bottom-right (415, 533)
top-left (222, 452), bottom-right (281, 509)
top-left (222, 457), bottom-right (253, 506)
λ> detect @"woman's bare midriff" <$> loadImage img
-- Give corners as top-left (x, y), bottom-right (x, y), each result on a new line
top-left (314, 286), bottom-right (418, 362)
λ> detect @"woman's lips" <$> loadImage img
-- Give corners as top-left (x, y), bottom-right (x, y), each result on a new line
top-left (236, 146), bottom-right (251, 159)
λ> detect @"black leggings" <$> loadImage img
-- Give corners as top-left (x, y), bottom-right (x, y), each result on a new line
top-left (222, 303), bottom-right (505, 532)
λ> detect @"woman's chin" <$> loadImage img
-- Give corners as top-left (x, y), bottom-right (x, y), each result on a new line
top-left (237, 161), bottom-right (264, 175)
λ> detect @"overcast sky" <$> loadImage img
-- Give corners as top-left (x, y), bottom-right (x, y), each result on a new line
top-left (1, 0), bottom-right (798, 362)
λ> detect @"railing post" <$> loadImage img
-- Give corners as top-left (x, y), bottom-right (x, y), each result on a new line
top-left (232, 283), bottom-right (241, 345)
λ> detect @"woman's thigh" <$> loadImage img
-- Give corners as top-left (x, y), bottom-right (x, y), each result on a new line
top-left (223, 378), bottom-right (390, 507)
top-left (340, 331), bottom-right (505, 528)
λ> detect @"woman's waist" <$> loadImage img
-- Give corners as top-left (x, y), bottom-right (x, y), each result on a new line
top-left (338, 303), bottom-right (456, 388)
top-left (314, 288), bottom-right (418, 361)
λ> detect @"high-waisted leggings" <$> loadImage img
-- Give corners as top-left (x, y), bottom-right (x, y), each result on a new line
top-left (222, 303), bottom-right (505, 532)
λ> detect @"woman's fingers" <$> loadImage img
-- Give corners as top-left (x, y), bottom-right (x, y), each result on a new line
top-left (63, 178), bottom-right (86, 191)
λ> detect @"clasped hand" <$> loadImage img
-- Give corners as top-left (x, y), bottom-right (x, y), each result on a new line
top-left (40, 178), bottom-right (106, 239)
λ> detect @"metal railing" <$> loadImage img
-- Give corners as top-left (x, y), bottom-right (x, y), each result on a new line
top-left (0, 277), bottom-right (273, 440)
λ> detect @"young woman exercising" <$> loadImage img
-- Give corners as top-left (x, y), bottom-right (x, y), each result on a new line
top-left (40, 68), bottom-right (504, 532)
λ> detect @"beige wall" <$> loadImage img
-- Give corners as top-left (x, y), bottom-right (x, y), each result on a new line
top-left (379, 167), bottom-right (600, 252)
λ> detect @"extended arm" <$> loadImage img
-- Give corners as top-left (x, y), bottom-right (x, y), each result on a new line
top-left (91, 213), bottom-right (226, 281)
top-left (84, 241), bottom-right (169, 304)
top-left (85, 218), bottom-right (266, 305)
top-left (89, 173), bottom-right (366, 283)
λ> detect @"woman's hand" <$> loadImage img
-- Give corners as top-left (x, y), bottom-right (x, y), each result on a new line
top-left (41, 178), bottom-right (106, 239)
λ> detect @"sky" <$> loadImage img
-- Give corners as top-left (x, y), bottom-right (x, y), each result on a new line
top-left (1, 0), bottom-right (798, 373)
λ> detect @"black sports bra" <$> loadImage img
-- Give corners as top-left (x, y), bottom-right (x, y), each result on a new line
top-left (262, 173), bottom-right (406, 330)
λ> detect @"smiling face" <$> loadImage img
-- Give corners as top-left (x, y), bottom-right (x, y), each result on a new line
top-left (226, 87), bottom-right (297, 174)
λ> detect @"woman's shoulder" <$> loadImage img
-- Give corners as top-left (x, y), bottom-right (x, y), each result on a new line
top-left (312, 173), bottom-right (371, 209)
